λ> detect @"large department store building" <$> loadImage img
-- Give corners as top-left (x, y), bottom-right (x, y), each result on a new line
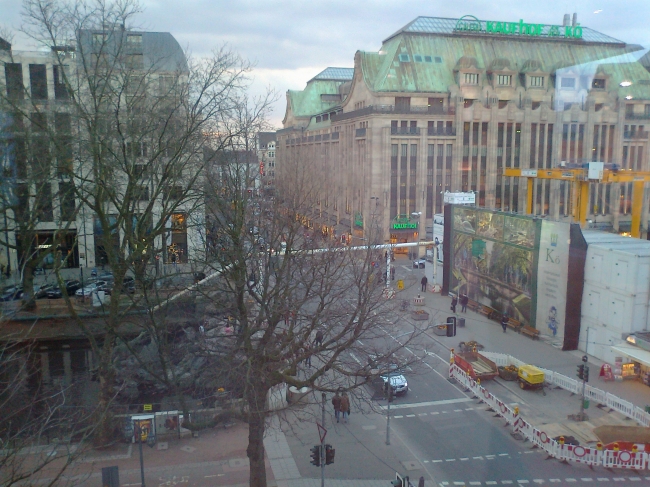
top-left (277, 14), bottom-right (650, 247)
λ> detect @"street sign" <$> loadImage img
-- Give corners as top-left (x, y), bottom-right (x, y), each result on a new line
top-left (143, 404), bottom-right (152, 411)
top-left (317, 423), bottom-right (327, 443)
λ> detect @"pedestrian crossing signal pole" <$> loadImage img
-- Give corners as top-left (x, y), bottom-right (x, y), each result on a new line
top-left (385, 381), bottom-right (393, 445)
top-left (321, 392), bottom-right (326, 487)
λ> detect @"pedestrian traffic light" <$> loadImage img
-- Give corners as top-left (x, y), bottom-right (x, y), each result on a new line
top-left (446, 316), bottom-right (456, 337)
top-left (577, 364), bottom-right (585, 380)
top-left (310, 445), bottom-right (321, 466)
top-left (391, 473), bottom-right (409, 486)
top-left (325, 444), bottom-right (335, 465)
top-left (583, 365), bottom-right (589, 382)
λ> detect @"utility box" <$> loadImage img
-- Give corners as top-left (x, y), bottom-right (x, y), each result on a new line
top-left (587, 162), bottom-right (604, 180)
top-left (102, 466), bottom-right (119, 487)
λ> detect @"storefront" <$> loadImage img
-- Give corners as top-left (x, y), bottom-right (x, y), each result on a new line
top-left (16, 230), bottom-right (79, 269)
top-left (611, 345), bottom-right (650, 385)
top-left (390, 215), bottom-right (419, 255)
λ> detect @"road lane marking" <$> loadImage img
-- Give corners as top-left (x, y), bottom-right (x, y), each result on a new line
top-left (566, 479), bottom-right (577, 483)
top-left (465, 408), bottom-right (474, 411)
top-left (501, 481), bottom-right (513, 485)
top-left (406, 414), bottom-right (416, 417)
top-left (431, 411), bottom-right (440, 415)
top-left (628, 478), bottom-right (641, 482)
top-left (517, 481), bottom-right (529, 484)
top-left (423, 460), bottom-right (429, 463)
top-left (485, 455), bottom-right (495, 459)
top-left (432, 459), bottom-right (443, 463)
top-left (498, 453), bottom-right (509, 456)
top-left (453, 483), bottom-right (465, 486)
top-left (394, 415), bottom-right (403, 418)
top-left (581, 479), bottom-right (594, 482)
top-left (473, 456), bottom-right (483, 460)
top-left (379, 397), bottom-right (474, 410)
top-left (549, 480), bottom-right (561, 483)
top-left (486, 482), bottom-right (497, 485)
top-left (445, 458), bottom-right (456, 462)
top-left (460, 457), bottom-right (469, 461)
top-left (469, 483), bottom-right (481, 486)
top-left (612, 479), bottom-right (625, 482)
top-left (533, 481), bottom-right (544, 484)
top-left (418, 413), bottom-right (428, 416)
top-left (596, 479), bottom-right (609, 482)
top-left (453, 409), bottom-right (463, 412)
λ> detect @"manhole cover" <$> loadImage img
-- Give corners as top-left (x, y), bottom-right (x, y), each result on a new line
top-left (180, 446), bottom-right (196, 453)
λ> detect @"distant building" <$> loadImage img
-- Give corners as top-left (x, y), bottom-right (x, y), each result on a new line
top-left (258, 131), bottom-right (276, 194)
top-left (277, 14), bottom-right (650, 246)
top-left (0, 29), bottom-right (202, 273)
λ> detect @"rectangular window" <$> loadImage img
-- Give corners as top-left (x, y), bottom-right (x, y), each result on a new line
top-left (497, 75), bottom-right (511, 86)
top-left (592, 79), bottom-right (605, 89)
top-left (35, 183), bottom-right (53, 222)
top-left (29, 64), bottom-right (48, 100)
top-left (395, 97), bottom-right (411, 111)
top-left (56, 137), bottom-right (73, 177)
top-left (136, 185), bottom-right (150, 201)
top-left (561, 77), bottom-right (576, 89)
top-left (126, 54), bottom-right (144, 69)
top-left (530, 76), bottom-right (544, 87)
top-left (464, 73), bottom-right (479, 85)
top-left (168, 212), bottom-right (188, 263)
top-left (5, 63), bottom-right (24, 100)
top-left (53, 65), bottom-right (70, 100)
top-left (127, 34), bottom-right (143, 46)
top-left (32, 137), bottom-right (50, 177)
top-left (58, 182), bottom-right (76, 221)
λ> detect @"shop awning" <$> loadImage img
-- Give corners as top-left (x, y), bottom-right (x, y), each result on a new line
top-left (611, 345), bottom-right (650, 367)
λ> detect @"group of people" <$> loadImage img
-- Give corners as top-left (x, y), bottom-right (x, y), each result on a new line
top-left (331, 391), bottom-right (351, 423)
top-left (450, 293), bottom-right (469, 313)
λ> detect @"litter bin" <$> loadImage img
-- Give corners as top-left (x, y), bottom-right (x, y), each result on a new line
top-left (583, 399), bottom-right (590, 409)
top-left (458, 318), bottom-right (466, 328)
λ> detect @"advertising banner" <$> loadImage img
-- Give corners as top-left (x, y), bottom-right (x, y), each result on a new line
top-left (535, 220), bottom-right (570, 340)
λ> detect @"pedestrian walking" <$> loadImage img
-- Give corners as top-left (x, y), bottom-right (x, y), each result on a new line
top-left (451, 295), bottom-right (458, 313)
top-left (340, 392), bottom-right (350, 423)
top-left (460, 294), bottom-right (468, 313)
top-left (332, 391), bottom-right (342, 423)
top-left (421, 275), bottom-right (428, 292)
top-left (501, 313), bottom-right (509, 333)
top-left (303, 342), bottom-right (311, 367)
top-left (314, 329), bottom-right (324, 347)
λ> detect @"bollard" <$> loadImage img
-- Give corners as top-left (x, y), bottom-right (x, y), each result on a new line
top-left (613, 442), bottom-right (619, 451)
top-left (596, 442), bottom-right (603, 451)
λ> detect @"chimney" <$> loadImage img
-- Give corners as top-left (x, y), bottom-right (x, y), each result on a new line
top-left (563, 14), bottom-right (570, 26)
top-left (572, 13), bottom-right (578, 27)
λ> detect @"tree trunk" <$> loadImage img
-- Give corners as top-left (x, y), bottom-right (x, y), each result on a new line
top-left (21, 262), bottom-right (36, 310)
top-left (93, 334), bottom-right (116, 448)
top-left (247, 388), bottom-right (269, 487)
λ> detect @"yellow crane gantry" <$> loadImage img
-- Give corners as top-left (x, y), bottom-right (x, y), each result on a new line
top-left (504, 166), bottom-right (650, 238)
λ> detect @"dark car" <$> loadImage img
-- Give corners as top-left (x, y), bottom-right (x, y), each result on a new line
top-left (47, 280), bottom-right (81, 299)
top-left (33, 284), bottom-right (56, 299)
top-left (100, 277), bottom-right (135, 295)
top-left (0, 286), bottom-right (23, 301)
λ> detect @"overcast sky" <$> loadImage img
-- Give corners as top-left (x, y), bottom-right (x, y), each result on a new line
top-left (2, 0), bottom-right (649, 128)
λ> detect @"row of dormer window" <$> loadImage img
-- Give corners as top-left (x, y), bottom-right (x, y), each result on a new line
top-left (462, 72), bottom-right (607, 90)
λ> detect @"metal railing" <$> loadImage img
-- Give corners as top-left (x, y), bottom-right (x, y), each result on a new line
top-left (391, 127), bottom-right (421, 136)
top-left (624, 130), bottom-right (649, 139)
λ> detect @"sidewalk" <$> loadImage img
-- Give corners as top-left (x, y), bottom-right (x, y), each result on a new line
top-left (395, 259), bottom-right (650, 409)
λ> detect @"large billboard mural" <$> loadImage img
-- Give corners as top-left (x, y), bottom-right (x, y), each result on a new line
top-left (447, 206), bottom-right (571, 339)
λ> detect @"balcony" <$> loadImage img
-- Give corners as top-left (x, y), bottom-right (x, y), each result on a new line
top-left (330, 104), bottom-right (455, 123)
top-left (624, 130), bottom-right (649, 139)
top-left (391, 127), bottom-right (421, 136)
top-left (625, 113), bottom-right (650, 120)
top-left (355, 128), bottom-right (367, 137)
top-left (427, 128), bottom-right (456, 137)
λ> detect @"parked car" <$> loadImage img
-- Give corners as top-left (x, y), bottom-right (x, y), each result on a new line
top-left (413, 258), bottom-right (426, 269)
top-left (75, 280), bottom-right (108, 297)
top-left (381, 367), bottom-right (409, 395)
top-left (33, 283), bottom-right (55, 299)
top-left (47, 280), bottom-right (82, 298)
top-left (0, 286), bottom-right (23, 301)
top-left (100, 277), bottom-right (135, 295)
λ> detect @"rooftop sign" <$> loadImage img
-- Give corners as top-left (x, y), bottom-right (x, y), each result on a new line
top-left (454, 15), bottom-right (583, 40)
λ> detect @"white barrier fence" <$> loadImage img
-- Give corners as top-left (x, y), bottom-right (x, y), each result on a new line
top-left (480, 352), bottom-right (650, 427)
top-left (448, 362), bottom-right (650, 470)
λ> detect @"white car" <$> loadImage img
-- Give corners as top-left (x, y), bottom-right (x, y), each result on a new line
top-left (75, 280), bottom-right (108, 297)
top-left (381, 369), bottom-right (409, 395)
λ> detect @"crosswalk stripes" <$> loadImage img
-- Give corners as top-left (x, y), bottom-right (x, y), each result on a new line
top-left (437, 478), bottom-right (650, 486)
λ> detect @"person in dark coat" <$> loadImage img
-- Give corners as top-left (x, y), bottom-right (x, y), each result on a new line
top-left (501, 313), bottom-right (509, 333)
top-left (460, 294), bottom-right (468, 313)
top-left (331, 391), bottom-right (342, 422)
top-left (314, 329), bottom-right (324, 347)
top-left (451, 295), bottom-right (458, 313)
top-left (421, 276), bottom-right (428, 292)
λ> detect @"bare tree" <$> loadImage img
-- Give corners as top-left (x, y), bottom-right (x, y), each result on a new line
top-left (0, 318), bottom-right (101, 487)
top-left (0, 0), bottom-right (257, 448)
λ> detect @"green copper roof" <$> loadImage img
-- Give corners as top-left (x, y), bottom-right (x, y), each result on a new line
top-left (360, 32), bottom-right (647, 93)
top-left (287, 79), bottom-right (345, 118)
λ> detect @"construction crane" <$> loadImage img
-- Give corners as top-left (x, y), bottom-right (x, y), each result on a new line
top-left (504, 164), bottom-right (650, 238)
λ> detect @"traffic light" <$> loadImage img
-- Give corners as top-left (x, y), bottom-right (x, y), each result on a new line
top-left (325, 444), bottom-right (335, 465)
top-left (310, 445), bottom-right (321, 466)
top-left (446, 316), bottom-right (456, 337)
top-left (583, 365), bottom-right (589, 382)
top-left (577, 364), bottom-right (585, 380)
